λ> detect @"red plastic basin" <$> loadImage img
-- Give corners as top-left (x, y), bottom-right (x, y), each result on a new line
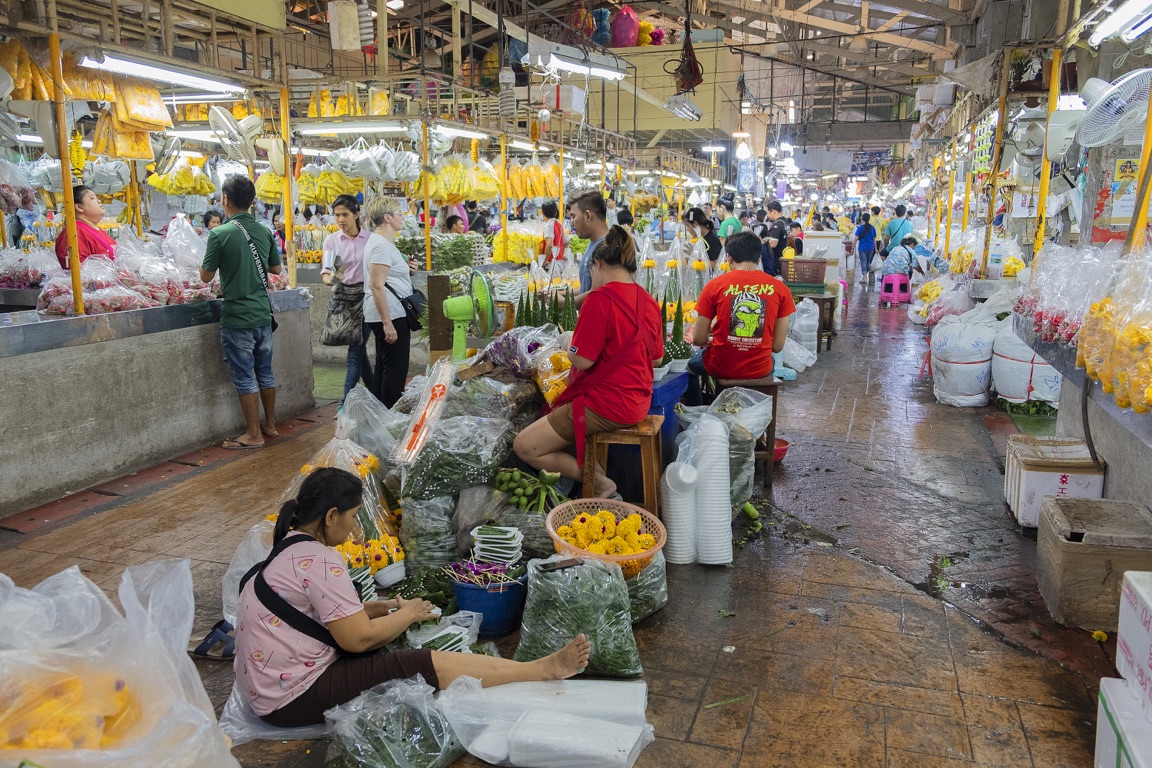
top-left (773, 438), bottom-right (790, 463)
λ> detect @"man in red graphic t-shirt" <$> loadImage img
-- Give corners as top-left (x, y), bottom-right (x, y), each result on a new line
top-left (686, 231), bottom-right (796, 405)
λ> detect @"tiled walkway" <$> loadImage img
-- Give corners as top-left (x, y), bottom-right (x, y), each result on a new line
top-left (0, 285), bottom-right (1101, 767)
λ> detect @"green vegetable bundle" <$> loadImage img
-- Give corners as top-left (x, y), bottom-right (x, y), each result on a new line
top-left (515, 556), bottom-right (643, 678)
top-left (403, 417), bottom-right (513, 500)
top-left (626, 551), bottom-right (668, 623)
top-left (494, 467), bottom-right (568, 513)
top-left (399, 497), bottom-right (460, 573)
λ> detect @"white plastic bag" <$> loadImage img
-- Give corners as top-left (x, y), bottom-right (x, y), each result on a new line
top-left (782, 336), bottom-right (817, 373)
top-left (788, 298), bottom-right (820, 356)
top-left (991, 324), bottom-right (1062, 405)
top-left (931, 315), bottom-right (1004, 407)
top-left (0, 560), bottom-right (239, 766)
top-left (221, 520), bottom-right (274, 627)
top-left (162, 213), bottom-right (207, 272)
top-left (218, 683), bottom-right (328, 747)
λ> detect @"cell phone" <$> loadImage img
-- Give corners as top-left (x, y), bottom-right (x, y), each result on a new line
top-left (538, 558), bottom-right (583, 573)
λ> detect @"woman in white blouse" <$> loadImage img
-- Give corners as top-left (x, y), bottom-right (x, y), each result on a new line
top-left (362, 198), bottom-right (415, 408)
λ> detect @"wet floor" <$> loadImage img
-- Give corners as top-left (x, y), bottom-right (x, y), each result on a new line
top-left (0, 283), bottom-right (1101, 766)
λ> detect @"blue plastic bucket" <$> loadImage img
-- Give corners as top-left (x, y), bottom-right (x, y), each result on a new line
top-left (452, 577), bottom-right (528, 637)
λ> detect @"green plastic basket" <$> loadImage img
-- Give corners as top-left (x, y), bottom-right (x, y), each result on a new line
top-left (784, 282), bottom-right (827, 297)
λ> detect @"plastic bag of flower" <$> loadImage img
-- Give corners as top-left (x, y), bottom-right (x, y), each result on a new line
top-left (480, 324), bottom-right (560, 377)
top-left (515, 555), bottom-right (642, 678)
top-left (324, 676), bottom-right (463, 768)
top-left (399, 496), bottom-right (460, 572)
top-left (161, 214), bottom-right (206, 272)
top-left (625, 551), bottom-right (668, 623)
top-left (0, 560), bottom-right (240, 766)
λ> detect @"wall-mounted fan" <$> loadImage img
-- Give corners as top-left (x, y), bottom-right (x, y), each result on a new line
top-left (1077, 69), bottom-right (1152, 148)
top-left (8, 101), bottom-right (91, 158)
top-left (255, 137), bottom-right (289, 175)
top-left (153, 136), bottom-right (183, 175)
top-left (208, 106), bottom-right (262, 173)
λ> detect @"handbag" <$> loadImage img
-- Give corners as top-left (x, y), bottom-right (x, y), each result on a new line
top-left (385, 282), bottom-right (426, 331)
top-left (232, 219), bottom-right (278, 332)
top-left (320, 281), bottom-right (366, 346)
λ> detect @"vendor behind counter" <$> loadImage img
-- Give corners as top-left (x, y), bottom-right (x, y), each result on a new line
top-left (54, 185), bottom-right (117, 269)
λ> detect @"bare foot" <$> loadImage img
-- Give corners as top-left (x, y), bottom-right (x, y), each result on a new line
top-left (262, 426), bottom-right (280, 438)
top-left (542, 634), bottom-right (591, 679)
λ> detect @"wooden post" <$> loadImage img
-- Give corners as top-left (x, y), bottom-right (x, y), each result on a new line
top-left (961, 122), bottom-right (975, 230)
top-left (281, 87), bottom-right (295, 288)
top-left (945, 137), bottom-right (958, 258)
top-left (48, 29), bottom-right (83, 314)
top-left (451, 6), bottom-right (461, 79)
top-left (981, 49), bottom-right (1013, 278)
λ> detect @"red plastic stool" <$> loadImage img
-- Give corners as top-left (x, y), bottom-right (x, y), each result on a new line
top-left (879, 274), bottom-right (911, 307)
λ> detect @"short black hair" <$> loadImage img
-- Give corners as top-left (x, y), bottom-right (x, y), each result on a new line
top-left (894, 204), bottom-right (908, 217)
top-left (861, 212), bottom-right (871, 222)
top-left (73, 185), bottom-right (95, 204)
top-left (719, 200), bottom-right (734, 212)
top-left (616, 207), bottom-right (634, 226)
top-left (202, 210), bottom-right (222, 227)
top-left (223, 175), bottom-right (256, 211)
top-left (541, 201), bottom-right (559, 219)
top-left (738, 210), bottom-right (750, 220)
top-left (790, 221), bottom-right (803, 230)
top-left (870, 206), bottom-right (881, 215)
top-left (466, 201), bottom-right (477, 210)
top-left (567, 190), bottom-right (607, 220)
top-left (445, 215), bottom-right (463, 230)
top-left (766, 201), bottom-right (783, 213)
top-left (724, 231), bottom-right (762, 264)
top-left (332, 194), bottom-right (360, 214)
top-left (821, 206), bottom-right (830, 213)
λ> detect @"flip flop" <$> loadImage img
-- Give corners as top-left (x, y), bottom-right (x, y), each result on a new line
top-left (222, 439), bottom-right (264, 450)
top-left (189, 619), bottom-right (235, 661)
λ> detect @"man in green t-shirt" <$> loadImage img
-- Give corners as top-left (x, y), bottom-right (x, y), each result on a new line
top-left (881, 204), bottom-right (913, 254)
top-left (200, 175), bottom-right (283, 450)
top-left (717, 200), bottom-right (741, 242)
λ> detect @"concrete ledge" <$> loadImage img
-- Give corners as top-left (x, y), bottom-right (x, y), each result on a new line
top-left (0, 299), bottom-right (315, 517)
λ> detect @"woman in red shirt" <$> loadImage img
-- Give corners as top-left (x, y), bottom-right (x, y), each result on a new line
top-left (55, 185), bottom-right (117, 269)
top-left (513, 226), bottom-right (664, 498)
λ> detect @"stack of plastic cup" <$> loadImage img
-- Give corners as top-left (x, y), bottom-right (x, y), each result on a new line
top-left (660, 462), bottom-right (698, 565)
top-left (693, 416), bottom-right (733, 565)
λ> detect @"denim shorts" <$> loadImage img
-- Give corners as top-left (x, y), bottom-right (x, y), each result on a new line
top-left (220, 325), bottom-right (275, 396)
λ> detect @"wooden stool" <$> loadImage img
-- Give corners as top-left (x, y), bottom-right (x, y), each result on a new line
top-left (582, 415), bottom-right (664, 516)
top-left (715, 378), bottom-right (780, 490)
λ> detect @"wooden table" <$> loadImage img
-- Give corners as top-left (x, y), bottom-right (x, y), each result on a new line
top-left (794, 291), bottom-right (838, 352)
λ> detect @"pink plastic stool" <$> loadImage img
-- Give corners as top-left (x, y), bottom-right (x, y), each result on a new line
top-left (839, 280), bottom-right (849, 306)
top-left (879, 274), bottom-right (911, 307)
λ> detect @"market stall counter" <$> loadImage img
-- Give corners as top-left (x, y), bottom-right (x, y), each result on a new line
top-left (0, 289), bottom-right (315, 517)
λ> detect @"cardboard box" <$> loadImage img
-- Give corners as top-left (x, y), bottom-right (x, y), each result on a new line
top-left (1098, 677), bottom-right (1152, 768)
top-left (1005, 434), bottom-right (1105, 527)
top-left (1037, 498), bottom-right (1152, 631)
top-left (1118, 572), bottom-right (1152, 723)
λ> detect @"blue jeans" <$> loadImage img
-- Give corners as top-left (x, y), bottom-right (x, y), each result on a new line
top-left (686, 347), bottom-right (708, 406)
top-left (221, 325), bottom-right (275, 396)
top-left (343, 324), bottom-right (372, 400)
top-left (859, 250), bottom-right (875, 277)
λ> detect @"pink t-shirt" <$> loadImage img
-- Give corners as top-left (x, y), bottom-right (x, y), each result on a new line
top-left (234, 538), bottom-right (364, 715)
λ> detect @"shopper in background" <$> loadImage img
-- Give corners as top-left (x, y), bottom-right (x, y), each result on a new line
top-left (56, 185), bottom-right (118, 268)
top-left (870, 205), bottom-right (886, 238)
top-left (465, 200), bottom-right (487, 233)
top-left (272, 212), bottom-right (287, 254)
top-left (763, 201), bottom-right (788, 276)
top-left (606, 197), bottom-right (619, 227)
top-left (444, 215), bottom-right (465, 234)
top-left (703, 202), bottom-right (720, 230)
top-left (616, 207), bottom-right (635, 237)
top-left (236, 467), bottom-right (592, 728)
top-left (786, 221), bottom-right (805, 257)
top-left (717, 200), bottom-right (740, 241)
top-left (683, 207), bottom-right (722, 264)
top-left (514, 226), bottom-right (663, 499)
top-left (881, 234), bottom-right (919, 279)
top-left (320, 195), bottom-right (372, 401)
top-left (203, 210), bottom-right (223, 232)
top-left (363, 198), bottom-right (415, 408)
top-left (687, 231), bottom-right (796, 405)
top-left (854, 212), bottom-right (878, 285)
top-left (200, 175), bottom-right (282, 450)
top-left (566, 190), bottom-right (611, 308)
top-left (881, 204), bottom-right (913, 256)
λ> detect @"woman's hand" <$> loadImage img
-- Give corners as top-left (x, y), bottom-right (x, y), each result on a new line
top-left (408, 257), bottom-right (421, 272)
top-left (383, 322), bottom-right (398, 344)
top-left (397, 596), bottom-right (437, 624)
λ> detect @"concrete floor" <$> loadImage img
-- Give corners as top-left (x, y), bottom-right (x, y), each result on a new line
top-left (0, 284), bottom-right (1103, 767)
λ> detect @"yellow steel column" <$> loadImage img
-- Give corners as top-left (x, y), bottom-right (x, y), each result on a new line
top-left (945, 138), bottom-right (958, 258)
top-left (1033, 48), bottom-right (1063, 261)
top-left (499, 133), bottom-right (508, 262)
top-left (961, 122), bottom-right (976, 230)
top-left (982, 49), bottom-right (1014, 278)
top-left (48, 32), bottom-right (83, 314)
top-left (281, 87), bottom-right (296, 288)
top-left (422, 120), bottom-right (433, 271)
top-left (1123, 88), bottom-right (1152, 254)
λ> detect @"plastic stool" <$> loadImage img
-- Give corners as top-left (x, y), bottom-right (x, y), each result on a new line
top-left (582, 415), bottom-right (663, 516)
top-left (879, 274), bottom-right (911, 307)
top-left (715, 377), bottom-right (780, 490)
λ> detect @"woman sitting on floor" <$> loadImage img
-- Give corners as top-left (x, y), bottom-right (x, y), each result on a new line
top-left (234, 467), bottom-right (590, 727)
top-left (513, 225), bottom-right (664, 498)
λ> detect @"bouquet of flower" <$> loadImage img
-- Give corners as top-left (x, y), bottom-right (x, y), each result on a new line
top-left (556, 510), bottom-right (656, 557)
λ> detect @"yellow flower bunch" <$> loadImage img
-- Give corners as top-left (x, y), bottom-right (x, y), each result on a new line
top-left (335, 535), bottom-right (404, 574)
top-left (949, 246), bottom-right (974, 275)
top-left (1078, 298), bottom-right (1114, 374)
top-left (642, 259), bottom-right (656, 269)
top-left (534, 351), bottom-right (571, 405)
top-left (300, 450), bottom-right (380, 479)
top-left (691, 259), bottom-right (707, 272)
top-left (665, 300), bottom-right (697, 323)
top-left (666, 259), bottom-right (679, 269)
top-left (558, 510), bottom-right (655, 556)
top-left (1003, 255), bottom-right (1025, 277)
top-left (0, 672), bottom-right (137, 751)
top-left (492, 229), bottom-right (539, 265)
top-left (718, 262), bottom-right (731, 272)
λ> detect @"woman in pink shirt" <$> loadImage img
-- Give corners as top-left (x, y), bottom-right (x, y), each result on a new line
top-left (321, 195), bottom-right (372, 400)
top-left (235, 468), bottom-right (591, 727)
top-left (55, 185), bottom-right (117, 269)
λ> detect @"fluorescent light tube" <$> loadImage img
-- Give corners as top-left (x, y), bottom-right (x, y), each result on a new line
top-left (1090, 0), bottom-right (1152, 45)
top-left (168, 129), bottom-right (222, 142)
top-left (80, 53), bottom-right (244, 95)
top-left (16, 133), bottom-right (43, 145)
top-left (297, 120), bottom-right (408, 135)
top-left (702, 145), bottom-right (726, 152)
top-left (821, 173), bottom-right (839, 179)
top-left (297, 148), bottom-right (332, 157)
top-left (733, 131), bottom-right (751, 138)
top-left (510, 140), bottom-right (537, 151)
top-left (386, 0), bottom-right (404, 8)
top-left (435, 125), bottom-right (489, 140)
top-left (163, 93), bottom-right (247, 105)
top-left (1122, 12), bottom-right (1152, 40)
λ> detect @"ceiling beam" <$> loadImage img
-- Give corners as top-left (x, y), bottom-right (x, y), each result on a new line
top-left (875, 10), bottom-right (909, 32)
top-left (758, 38), bottom-right (938, 80)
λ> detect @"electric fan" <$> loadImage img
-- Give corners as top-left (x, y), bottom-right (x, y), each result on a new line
top-left (208, 106), bottom-right (262, 172)
top-left (442, 271), bottom-right (495, 361)
top-left (153, 136), bottom-right (183, 175)
top-left (1077, 69), bottom-right (1152, 148)
top-left (9, 100), bottom-right (91, 158)
top-left (255, 137), bottom-right (290, 175)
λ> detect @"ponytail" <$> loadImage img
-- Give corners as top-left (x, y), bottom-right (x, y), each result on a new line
top-left (590, 224), bottom-right (638, 273)
top-left (272, 467), bottom-right (363, 544)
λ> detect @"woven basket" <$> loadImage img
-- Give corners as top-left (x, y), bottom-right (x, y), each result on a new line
top-left (546, 499), bottom-right (666, 578)
top-left (781, 258), bottom-right (828, 283)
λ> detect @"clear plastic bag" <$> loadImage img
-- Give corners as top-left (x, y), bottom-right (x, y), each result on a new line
top-left (925, 284), bottom-right (976, 327)
top-left (439, 676), bottom-right (655, 768)
top-left (399, 496), bottom-right (459, 573)
top-left (404, 610), bottom-right (483, 649)
top-left (480, 324), bottom-right (560, 377)
top-left (218, 682), bottom-right (327, 747)
top-left (402, 416), bottom-right (513, 500)
top-left (393, 361), bottom-right (456, 466)
top-left (454, 486), bottom-right (505, 553)
top-left (0, 247), bottom-right (56, 288)
top-left (515, 555), bottom-right (642, 678)
top-left (220, 520), bottom-right (274, 627)
top-left (782, 336), bottom-right (816, 373)
top-left (344, 385), bottom-right (409, 461)
top-left (324, 676), bottom-right (463, 768)
top-left (0, 560), bottom-right (239, 766)
top-left (160, 214), bottom-right (206, 272)
top-left (442, 377), bottom-right (539, 421)
top-left (625, 551), bottom-right (667, 623)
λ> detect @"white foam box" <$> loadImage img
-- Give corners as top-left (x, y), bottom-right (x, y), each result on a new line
top-left (1098, 677), bottom-right (1152, 768)
top-left (1004, 434), bottom-right (1105, 528)
top-left (1118, 572), bottom-right (1152, 722)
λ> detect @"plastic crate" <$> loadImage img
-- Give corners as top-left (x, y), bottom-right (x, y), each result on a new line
top-left (781, 258), bottom-right (828, 283)
top-left (784, 282), bottom-right (827, 297)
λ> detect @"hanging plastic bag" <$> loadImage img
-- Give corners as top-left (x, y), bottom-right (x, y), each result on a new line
top-left (324, 676), bottom-right (464, 768)
top-left (0, 560), bottom-right (240, 766)
top-left (402, 416), bottom-right (513, 500)
top-left (515, 555), bottom-right (643, 678)
top-left (610, 5), bottom-right (641, 46)
top-left (625, 551), bottom-right (667, 623)
top-left (399, 496), bottom-right (460, 572)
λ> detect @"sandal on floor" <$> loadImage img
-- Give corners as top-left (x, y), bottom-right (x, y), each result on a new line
top-left (189, 619), bottom-right (235, 661)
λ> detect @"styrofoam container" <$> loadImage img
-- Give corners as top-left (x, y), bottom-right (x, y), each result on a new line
top-left (1097, 677), bottom-right (1152, 768)
top-left (1004, 434), bottom-right (1105, 527)
top-left (1118, 572), bottom-right (1152, 723)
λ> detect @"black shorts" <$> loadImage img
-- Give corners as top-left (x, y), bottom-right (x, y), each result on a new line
top-left (260, 649), bottom-right (440, 727)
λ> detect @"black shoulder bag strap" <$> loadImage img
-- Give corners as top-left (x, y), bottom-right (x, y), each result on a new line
top-left (231, 218), bottom-right (278, 332)
top-left (239, 533), bottom-right (344, 650)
